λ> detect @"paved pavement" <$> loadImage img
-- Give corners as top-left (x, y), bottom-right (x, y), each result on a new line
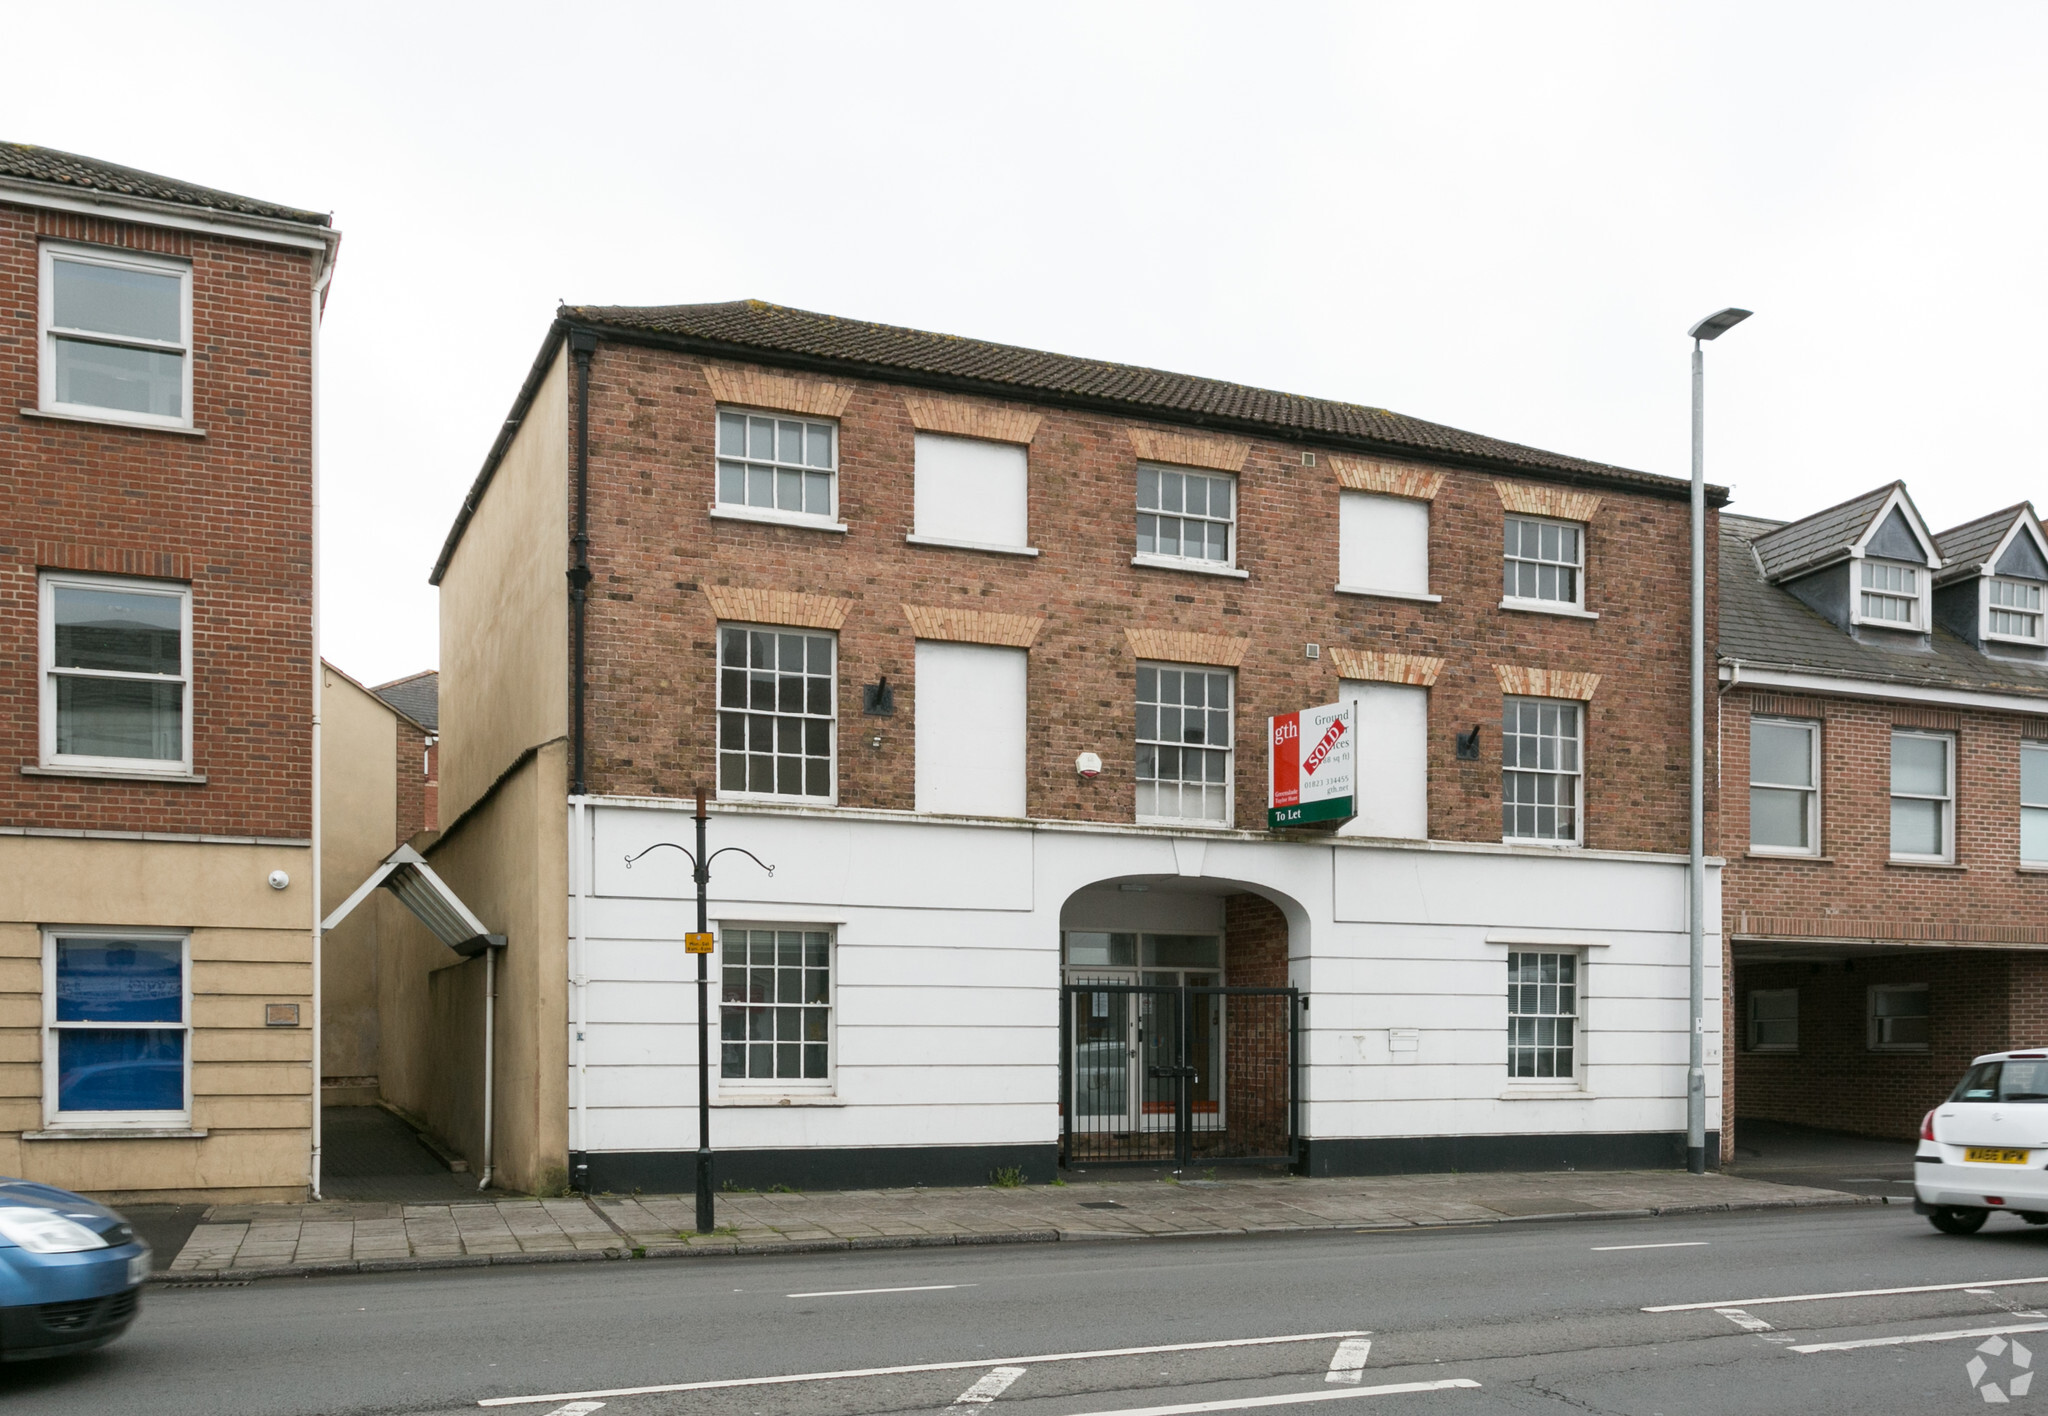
top-left (1725, 1116), bottom-right (1919, 1198)
top-left (24, 1199), bottom-right (2048, 1416)
top-left (161, 1166), bottom-right (1875, 1279)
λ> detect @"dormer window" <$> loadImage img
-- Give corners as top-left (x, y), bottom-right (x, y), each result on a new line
top-left (1857, 560), bottom-right (1923, 628)
top-left (1987, 579), bottom-right (2045, 644)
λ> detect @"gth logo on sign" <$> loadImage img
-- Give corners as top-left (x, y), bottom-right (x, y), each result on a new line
top-left (1966, 1334), bottom-right (2034, 1403)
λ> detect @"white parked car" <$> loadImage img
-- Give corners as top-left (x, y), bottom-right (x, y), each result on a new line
top-left (1916, 1049), bottom-right (2048, 1234)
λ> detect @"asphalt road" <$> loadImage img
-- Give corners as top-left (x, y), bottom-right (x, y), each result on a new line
top-left (12, 1201), bottom-right (2048, 1415)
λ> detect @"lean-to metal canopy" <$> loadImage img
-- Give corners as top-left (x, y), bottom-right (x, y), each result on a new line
top-left (322, 844), bottom-right (502, 956)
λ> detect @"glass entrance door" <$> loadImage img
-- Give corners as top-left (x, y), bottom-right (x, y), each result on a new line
top-left (1068, 969), bottom-right (1138, 1133)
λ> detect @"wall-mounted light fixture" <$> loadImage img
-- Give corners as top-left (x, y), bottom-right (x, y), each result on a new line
top-left (1456, 726), bottom-right (1483, 761)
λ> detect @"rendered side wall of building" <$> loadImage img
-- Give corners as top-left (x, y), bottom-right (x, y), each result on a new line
top-left (320, 668), bottom-right (399, 1105)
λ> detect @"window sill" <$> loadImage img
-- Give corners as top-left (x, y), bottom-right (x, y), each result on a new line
top-left (2018, 866), bottom-right (2048, 875)
top-left (1747, 1047), bottom-right (1799, 1055)
top-left (709, 504), bottom-right (848, 534)
top-left (1868, 1047), bottom-right (1932, 1055)
top-left (23, 764), bottom-right (206, 784)
top-left (1984, 634), bottom-right (2047, 649)
top-left (1131, 554), bottom-right (1250, 579)
top-left (1138, 816), bottom-right (1235, 831)
top-left (1498, 1087), bottom-right (1594, 1101)
top-left (905, 534), bottom-right (1039, 557)
top-left (21, 407), bottom-right (205, 438)
top-left (1500, 598), bottom-right (1599, 620)
top-left (1886, 859), bottom-right (1966, 872)
top-left (25, 1127), bottom-right (206, 1141)
top-left (1500, 838), bottom-right (1582, 850)
top-left (1745, 851), bottom-right (1834, 863)
top-left (1334, 584), bottom-right (1442, 603)
top-left (717, 791), bottom-right (836, 808)
top-left (714, 1094), bottom-right (844, 1108)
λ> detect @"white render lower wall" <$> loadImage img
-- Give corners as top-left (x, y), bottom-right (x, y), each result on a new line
top-left (567, 797), bottom-right (1722, 1179)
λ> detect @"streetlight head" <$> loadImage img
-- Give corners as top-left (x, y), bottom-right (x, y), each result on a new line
top-left (1689, 307), bottom-right (1752, 341)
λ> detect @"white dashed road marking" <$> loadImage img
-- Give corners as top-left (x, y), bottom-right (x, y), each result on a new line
top-left (1790, 1321), bottom-right (2048, 1355)
top-left (954, 1368), bottom-right (1027, 1405)
top-left (1972, 1288), bottom-right (2048, 1320)
top-left (1645, 1276), bottom-right (2048, 1312)
top-left (479, 1330), bottom-right (1371, 1407)
top-left (788, 1284), bottom-right (975, 1298)
top-left (1325, 1337), bottom-right (1373, 1384)
top-left (1591, 1242), bottom-right (1709, 1252)
top-left (539, 1405), bottom-right (605, 1416)
top-left (1055, 1381), bottom-right (1481, 1416)
top-left (1715, 1309), bottom-right (1773, 1333)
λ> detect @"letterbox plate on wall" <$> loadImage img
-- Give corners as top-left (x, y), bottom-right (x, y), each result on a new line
top-left (684, 933), bottom-right (715, 954)
top-left (265, 1003), bottom-right (301, 1027)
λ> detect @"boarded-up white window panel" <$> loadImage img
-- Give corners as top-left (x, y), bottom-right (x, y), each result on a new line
top-left (915, 641), bottom-right (1028, 817)
top-left (915, 433), bottom-right (1029, 547)
top-left (1337, 680), bottom-right (1427, 840)
top-left (1338, 491), bottom-right (1429, 594)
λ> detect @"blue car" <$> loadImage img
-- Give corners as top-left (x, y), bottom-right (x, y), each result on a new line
top-left (0, 1177), bottom-right (149, 1360)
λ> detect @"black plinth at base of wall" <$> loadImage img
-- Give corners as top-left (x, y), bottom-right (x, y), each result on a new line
top-left (571, 1143), bottom-right (1060, 1195)
top-left (1297, 1130), bottom-right (1720, 1176)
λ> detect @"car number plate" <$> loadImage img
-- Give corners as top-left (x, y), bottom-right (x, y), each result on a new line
top-left (127, 1253), bottom-right (150, 1284)
top-left (1966, 1147), bottom-right (2031, 1164)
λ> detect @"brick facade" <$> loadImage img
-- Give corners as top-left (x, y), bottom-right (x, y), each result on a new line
top-left (572, 345), bottom-right (1716, 851)
top-left (0, 200), bottom-right (320, 838)
top-left (1721, 688), bottom-right (2048, 1141)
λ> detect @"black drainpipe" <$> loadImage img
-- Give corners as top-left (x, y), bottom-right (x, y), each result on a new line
top-left (568, 327), bottom-right (598, 796)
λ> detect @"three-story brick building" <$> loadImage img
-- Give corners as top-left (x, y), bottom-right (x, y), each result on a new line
top-left (388, 300), bottom-right (1728, 1191)
top-left (1720, 485), bottom-right (2048, 1154)
top-left (0, 145), bottom-right (337, 1200)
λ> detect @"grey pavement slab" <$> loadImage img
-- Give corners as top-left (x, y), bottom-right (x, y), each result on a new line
top-left (154, 1165), bottom-right (1879, 1281)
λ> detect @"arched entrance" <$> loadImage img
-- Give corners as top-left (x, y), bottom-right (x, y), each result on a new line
top-left (1057, 878), bottom-right (1301, 1168)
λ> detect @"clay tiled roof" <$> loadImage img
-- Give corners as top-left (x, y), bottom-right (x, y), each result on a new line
top-left (562, 300), bottom-right (1710, 498)
top-left (0, 142), bottom-right (330, 227)
top-left (1749, 483), bottom-right (1900, 582)
top-left (1721, 514), bottom-right (2048, 697)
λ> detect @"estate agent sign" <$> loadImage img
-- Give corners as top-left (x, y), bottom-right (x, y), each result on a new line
top-left (1268, 700), bottom-right (1356, 828)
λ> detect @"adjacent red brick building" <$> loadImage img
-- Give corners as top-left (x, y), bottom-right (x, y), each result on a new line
top-left (1719, 485), bottom-right (2048, 1154)
top-left (0, 144), bottom-right (337, 1200)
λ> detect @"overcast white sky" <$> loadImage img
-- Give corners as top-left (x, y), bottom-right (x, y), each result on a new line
top-left (8, 3), bottom-right (2045, 684)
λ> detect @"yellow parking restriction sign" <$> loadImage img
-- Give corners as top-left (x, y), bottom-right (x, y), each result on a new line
top-left (684, 933), bottom-right (715, 954)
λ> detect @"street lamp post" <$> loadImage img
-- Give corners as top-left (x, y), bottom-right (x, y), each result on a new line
top-left (624, 791), bottom-right (774, 1232)
top-left (1686, 306), bottom-right (1751, 1175)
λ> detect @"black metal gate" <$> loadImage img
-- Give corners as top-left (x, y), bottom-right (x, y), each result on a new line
top-left (1059, 982), bottom-right (1299, 1167)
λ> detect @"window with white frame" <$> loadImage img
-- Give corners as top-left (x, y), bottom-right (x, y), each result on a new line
top-left (41, 573), bottom-right (192, 774)
top-left (1136, 663), bottom-right (1233, 825)
top-left (720, 926), bottom-right (831, 1083)
top-left (1137, 465), bottom-right (1236, 567)
top-left (44, 932), bottom-right (191, 1127)
top-left (1747, 989), bottom-right (1799, 1051)
top-left (2023, 742), bottom-right (2048, 866)
top-left (1858, 560), bottom-right (1923, 627)
top-left (716, 625), bottom-right (835, 800)
top-left (1502, 697), bottom-right (1581, 843)
top-left (1890, 729), bottom-right (1953, 861)
top-left (1338, 492), bottom-right (1430, 596)
top-left (1868, 983), bottom-right (1930, 1051)
top-left (40, 243), bottom-right (192, 427)
top-left (1507, 950), bottom-right (1577, 1080)
top-left (913, 434), bottom-right (1029, 549)
top-left (1750, 717), bottom-right (1820, 854)
top-left (715, 408), bottom-right (838, 519)
top-left (1502, 515), bottom-right (1583, 608)
top-left (1988, 578), bottom-right (2045, 643)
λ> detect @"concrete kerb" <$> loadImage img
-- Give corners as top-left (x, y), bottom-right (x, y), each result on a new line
top-left (146, 1192), bottom-right (1882, 1286)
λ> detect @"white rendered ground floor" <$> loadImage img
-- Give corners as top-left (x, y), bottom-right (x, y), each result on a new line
top-left (564, 797), bottom-right (1723, 1190)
